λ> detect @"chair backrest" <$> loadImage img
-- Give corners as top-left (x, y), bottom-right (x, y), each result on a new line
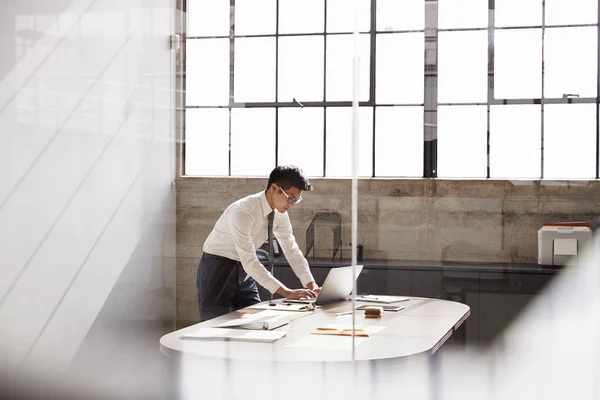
top-left (305, 211), bottom-right (342, 260)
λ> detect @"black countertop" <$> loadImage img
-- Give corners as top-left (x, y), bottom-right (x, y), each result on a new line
top-left (272, 257), bottom-right (564, 274)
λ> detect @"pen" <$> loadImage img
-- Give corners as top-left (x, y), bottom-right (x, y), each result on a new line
top-left (359, 295), bottom-right (378, 300)
top-left (335, 311), bottom-right (353, 316)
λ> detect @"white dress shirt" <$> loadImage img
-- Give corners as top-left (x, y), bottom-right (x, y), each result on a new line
top-left (203, 191), bottom-right (315, 294)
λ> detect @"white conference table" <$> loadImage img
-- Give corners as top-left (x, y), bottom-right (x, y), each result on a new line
top-left (160, 296), bottom-right (470, 363)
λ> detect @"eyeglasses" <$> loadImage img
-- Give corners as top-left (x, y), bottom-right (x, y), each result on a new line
top-left (277, 185), bottom-right (303, 205)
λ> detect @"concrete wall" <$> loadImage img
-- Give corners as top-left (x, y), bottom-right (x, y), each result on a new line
top-left (176, 177), bottom-right (600, 326)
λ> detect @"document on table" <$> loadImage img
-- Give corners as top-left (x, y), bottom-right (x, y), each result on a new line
top-left (312, 324), bottom-right (387, 337)
top-left (285, 335), bottom-right (369, 351)
top-left (213, 311), bottom-right (291, 330)
top-left (180, 328), bottom-right (287, 343)
top-left (355, 295), bottom-right (409, 304)
top-left (247, 302), bottom-right (317, 312)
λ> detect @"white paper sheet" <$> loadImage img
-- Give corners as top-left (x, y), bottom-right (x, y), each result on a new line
top-left (247, 302), bottom-right (316, 312)
top-left (318, 324), bottom-right (387, 335)
top-left (355, 295), bottom-right (409, 304)
top-left (180, 328), bottom-right (287, 343)
top-left (213, 314), bottom-right (290, 330)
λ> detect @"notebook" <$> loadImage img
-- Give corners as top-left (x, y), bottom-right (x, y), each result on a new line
top-left (180, 328), bottom-right (287, 343)
top-left (355, 295), bottom-right (409, 304)
top-left (213, 314), bottom-right (290, 330)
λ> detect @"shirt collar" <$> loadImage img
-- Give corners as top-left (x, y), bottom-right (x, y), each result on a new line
top-left (260, 191), bottom-right (273, 217)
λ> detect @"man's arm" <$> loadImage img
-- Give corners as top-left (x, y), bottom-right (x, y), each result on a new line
top-left (273, 212), bottom-right (319, 291)
top-left (229, 209), bottom-right (316, 298)
top-left (228, 210), bottom-right (283, 294)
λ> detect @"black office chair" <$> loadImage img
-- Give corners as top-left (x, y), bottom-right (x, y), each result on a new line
top-left (255, 248), bottom-right (270, 261)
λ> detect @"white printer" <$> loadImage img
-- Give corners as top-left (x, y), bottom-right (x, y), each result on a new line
top-left (538, 222), bottom-right (593, 265)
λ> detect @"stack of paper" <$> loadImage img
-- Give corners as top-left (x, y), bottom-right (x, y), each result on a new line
top-left (247, 302), bottom-right (317, 312)
top-left (180, 328), bottom-right (286, 343)
top-left (355, 295), bottom-right (409, 304)
top-left (213, 312), bottom-right (290, 331)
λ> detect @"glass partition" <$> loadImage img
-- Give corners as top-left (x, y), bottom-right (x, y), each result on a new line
top-left (178, 0), bottom-right (600, 398)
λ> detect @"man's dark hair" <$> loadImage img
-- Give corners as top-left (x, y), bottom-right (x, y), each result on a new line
top-left (266, 165), bottom-right (312, 191)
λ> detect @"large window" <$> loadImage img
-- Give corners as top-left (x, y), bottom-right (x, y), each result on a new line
top-left (184, 0), bottom-right (600, 180)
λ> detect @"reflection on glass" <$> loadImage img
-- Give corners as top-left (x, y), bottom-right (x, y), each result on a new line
top-left (187, 1), bottom-right (230, 37)
top-left (544, 27), bottom-right (597, 99)
top-left (186, 39), bottom-right (229, 106)
top-left (438, 0), bottom-right (487, 29)
top-left (495, 0), bottom-right (542, 27)
top-left (326, 34), bottom-right (370, 101)
top-left (235, 0), bottom-right (276, 35)
top-left (494, 29), bottom-right (541, 99)
top-left (185, 109), bottom-right (229, 176)
top-left (545, 0), bottom-right (598, 25)
top-left (377, 0), bottom-right (424, 31)
top-left (234, 38), bottom-right (276, 102)
top-left (326, 107), bottom-right (373, 177)
top-left (376, 33), bottom-right (424, 104)
top-left (278, 108), bottom-right (324, 177)
top-left (278, 36), bottom-right (324, 102)
top-left (490, 105), bottom-right (541, 179)
top-left (231, 108), bottom-right (276, 176)
top-left (544, 104), bottom-right (596, 179)
top-left (437, 106), bottom-right (487, 178)
top-left (438, 31), bottom-right (488, 103)
top-left (327, 0), bottom-right (370, 33)
top-left (279, 0), bottom-right (324, 34)
top-left (375, 106), bottom-right (424, 177)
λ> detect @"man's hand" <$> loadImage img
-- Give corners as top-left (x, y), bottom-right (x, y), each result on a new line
top-left (276, 286), bottom-right (317, 299)
top-left (306, 281), bottom-right (321, 294)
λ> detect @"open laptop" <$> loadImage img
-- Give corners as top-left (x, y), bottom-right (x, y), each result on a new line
top-left (285, 265), bottom-right (364, 305)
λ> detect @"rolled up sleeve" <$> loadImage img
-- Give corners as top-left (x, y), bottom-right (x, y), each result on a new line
top-left (229, 209), bottom-right (283, 294)
top-left (274, 212), bottom-right (315, 287)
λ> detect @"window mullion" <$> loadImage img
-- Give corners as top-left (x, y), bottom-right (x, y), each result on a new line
top-left (371, 0), bottom-right (376, 177)
top-left (424, 0), bottom-right (438, 178)
top-left (487, 0), bottom-right (494, 179)
top-left (228, 0), bottom-right (235, 176)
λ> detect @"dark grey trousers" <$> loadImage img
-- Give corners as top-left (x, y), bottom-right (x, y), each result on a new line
top-left (196, 252), bottom-right (261, 322)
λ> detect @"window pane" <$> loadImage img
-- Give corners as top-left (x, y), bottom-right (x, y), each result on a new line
top-left (188, 1), bottom-right (230, 37)
top-left (326, 107), bottom-right (373, 177)
top-left (490, 105), bottom-right (541, 178)
top-left (279, 0), bottom-right (324, 34)
top-left (278, 36), bottom-right (324, 102)
top-left (234, 0), bottom-right (276, 35)
top-left (278, 108), bottom-right (324, 177)
top-left (375, 106), bottom-right (424, 177)
top-left (377, 0), bottom-right (424, 31)
top-left (437, 106), bottom-right (487, 178)
top-left (376, 33), bottom-right (424, 104)
top-left (326, 34), bottom-right (370, 101)
top-left (495, 0), bottom-right (541, 27)
top-left (234, 38), bottom-right (276, 102)
top-left (494, 29), bottom-right (541, 99)
top-left (438, 0), bottom-right (488, 29)
top-left (438, 31), bottom-right (488, 103)
top-left (185, 109), bottom-right (229, 176)
top-left (544, 27), bottom-right (597, 99)
top-left (546, 0), bottom-right (598, 25)
top-left (544, 104), bottom-right (596, 179)
top-left (186, 39), bottom-right (230, 106)
top-left (327, 0), bottom-right (370, 33)
top-left (231, 108), bottom-right (275, 176)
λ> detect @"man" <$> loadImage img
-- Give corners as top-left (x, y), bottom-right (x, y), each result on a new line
top-left (196, 165), bottom-right (320, 321)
